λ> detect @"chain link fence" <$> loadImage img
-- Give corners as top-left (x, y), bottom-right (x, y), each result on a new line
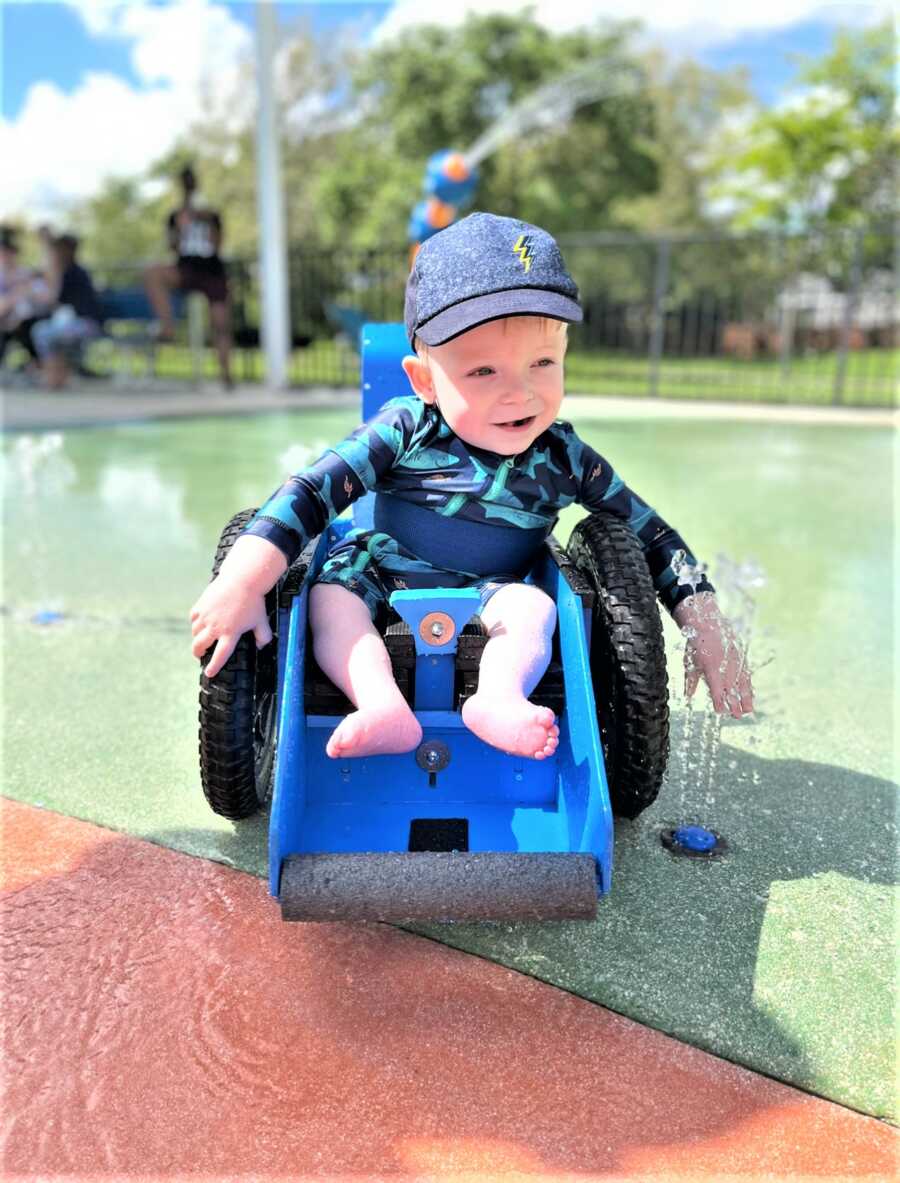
top-left (559, 225), bottom-right (896, 405)
top-left (281, 226), bottom-right (895, 405)
top-left (80, 227), bottom-right (895, 405)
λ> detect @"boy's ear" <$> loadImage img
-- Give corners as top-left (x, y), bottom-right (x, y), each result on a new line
top-left (401, 354), bottom-right (436, 404)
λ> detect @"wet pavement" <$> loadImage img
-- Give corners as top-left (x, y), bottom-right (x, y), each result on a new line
top-left (2, 391), bottom-right (897, 1171)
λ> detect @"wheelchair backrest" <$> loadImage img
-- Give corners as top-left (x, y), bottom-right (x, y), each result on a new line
top-left (361, 322), bottom-right (411, 421)
top-left (353, 323), bottom-right (412, 529)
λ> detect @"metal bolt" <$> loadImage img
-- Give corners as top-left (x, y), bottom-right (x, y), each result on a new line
top-left (431, 621), bottom-right (444, 637)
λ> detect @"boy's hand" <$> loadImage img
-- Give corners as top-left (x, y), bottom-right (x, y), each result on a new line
top-left (189, 534), bottom-right (287, 679)
top-left (190, 575), bottom-right (272, 679)
top-left (672, 592), bottom-right (754, 719)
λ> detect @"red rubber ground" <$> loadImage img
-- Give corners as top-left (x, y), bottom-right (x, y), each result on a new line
top-left (2, 798), bottom-right (896, 1181)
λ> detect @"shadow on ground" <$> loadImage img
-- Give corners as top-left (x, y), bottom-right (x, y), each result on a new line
top-left (408, 741), bottom-right (898, 1120)
top-left (149, 731), bottom-right (897, 1121)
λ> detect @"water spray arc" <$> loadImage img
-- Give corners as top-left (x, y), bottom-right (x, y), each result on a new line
top-left (407, 60), bottom-right (643, 251)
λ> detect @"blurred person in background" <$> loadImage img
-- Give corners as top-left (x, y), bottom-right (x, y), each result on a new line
top-left (143, 164), bottom-right (233, 389)
top-left (31, 232), bottom-right (103, 390)
top-left (0, 226), bottom-right (52, 373)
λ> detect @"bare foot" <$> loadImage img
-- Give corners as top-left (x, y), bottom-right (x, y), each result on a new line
top-left (461, 694), bottom-right (559, 760)
top-left (326, 699), bottom-right (422, 759)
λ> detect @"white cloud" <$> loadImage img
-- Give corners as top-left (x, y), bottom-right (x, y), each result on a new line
top-left (2, 75), bottom-right (178, 218)
top-left (2, 0), bottom-right (890, 222)
top-left (373, 0), bottom-right (889, 48)
top-left (0, 0), bottom-right (253, 222)
top-left (106, 0), bottom-right (252, 98)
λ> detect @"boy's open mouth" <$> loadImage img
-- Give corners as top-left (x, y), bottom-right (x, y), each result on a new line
top-left (495, 415), bottom-right (536, 430)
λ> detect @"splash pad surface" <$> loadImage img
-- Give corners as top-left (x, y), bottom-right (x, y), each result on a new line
top-left (3, 402), bottom-right (895, 1133)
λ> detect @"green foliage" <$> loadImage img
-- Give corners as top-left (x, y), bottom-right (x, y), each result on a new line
top-left (341, 11), bottom-right (659, 238)
top-left (68, 177), bottom-right (170, 274)
top-left (18, 13), bottom-right (890, 270)
top-left (707, 22), bottom-right (896, 230)
top-left (613, 51), bottom-right (753, 234)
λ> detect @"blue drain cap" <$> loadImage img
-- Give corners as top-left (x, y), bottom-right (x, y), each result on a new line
top-left (660, 825), bottom-right (727, 858)
top-left (31, 609), bottom-right (66, 625)
top-left (674, 825), bottom-right (718, 852)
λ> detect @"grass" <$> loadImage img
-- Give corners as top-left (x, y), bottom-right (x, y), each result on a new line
top-left (564, 347), bottom-right (897, 406)
top-left (80, 336), bottom-right (898, 409)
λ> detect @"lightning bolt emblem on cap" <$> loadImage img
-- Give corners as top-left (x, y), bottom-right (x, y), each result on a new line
top-left (512, 234), bottom-right (533, 272)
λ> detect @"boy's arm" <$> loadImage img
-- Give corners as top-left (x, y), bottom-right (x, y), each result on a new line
top-left (192, 400), bottom-right (421, 677)
top-left (568, 430), bottom-right (753, 717)
top-left (242, 397), bottom-right (422, 566)
top-left (568, 431), bottom-right (714, 615)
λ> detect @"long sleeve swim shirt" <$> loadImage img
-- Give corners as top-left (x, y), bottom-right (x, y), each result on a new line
top-left (243, 396), bottom-right (713, 613)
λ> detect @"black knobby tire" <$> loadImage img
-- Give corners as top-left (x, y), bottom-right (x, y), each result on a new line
top-left (566, 514), bottom-right (669, 818)
top-left (198, 509), bottom-right (278, 819)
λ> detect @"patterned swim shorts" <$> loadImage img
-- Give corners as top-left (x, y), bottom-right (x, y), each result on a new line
top-left (314, 528), bottom-right (517, 622)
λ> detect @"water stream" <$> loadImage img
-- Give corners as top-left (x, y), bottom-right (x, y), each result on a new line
top-left (669, 552), bottom-right (770, 821)
top-left (463, 60), bottom-right (642, 168)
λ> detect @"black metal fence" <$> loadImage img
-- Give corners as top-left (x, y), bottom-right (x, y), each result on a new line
top-left (87, 226), bottom-right (896, 405)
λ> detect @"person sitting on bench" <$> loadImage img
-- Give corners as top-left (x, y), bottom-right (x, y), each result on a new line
top-left (0, 226), bottom-right (51, 373)
top-left (31, 232), bottom-right (103, 390)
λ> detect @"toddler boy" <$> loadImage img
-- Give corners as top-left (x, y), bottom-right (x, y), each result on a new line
top-left (191, 213), bottom-right (753, 761)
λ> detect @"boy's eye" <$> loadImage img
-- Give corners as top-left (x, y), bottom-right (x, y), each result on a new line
top-left (467, 366), bottom-right (495, 377)
top-left (534, 358), bottom-right (555, 367)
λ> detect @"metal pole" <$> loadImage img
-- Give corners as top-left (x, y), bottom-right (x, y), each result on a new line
top-left (648, 238), bottom-right (670, 397)
top-left (777, 299), bottom-right (794, 388)
top-left (832, 228), bottom-right (864, 406)
top-left (255, 0), bottom-right (290, 389)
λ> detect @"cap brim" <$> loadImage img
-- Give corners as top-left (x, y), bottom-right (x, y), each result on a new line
top-left (416, 288), bottom-right (582, 346)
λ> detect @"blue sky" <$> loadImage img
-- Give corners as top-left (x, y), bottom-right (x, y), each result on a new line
top-left (1, 1), bottom-right (849, 120)
top-left (0, 0), bottom-right (886, 219)
top-left (2, 2), bottom-right (388, 120)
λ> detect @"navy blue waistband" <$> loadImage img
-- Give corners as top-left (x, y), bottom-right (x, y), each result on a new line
top-left (373, 494), bottom-right (552, 577)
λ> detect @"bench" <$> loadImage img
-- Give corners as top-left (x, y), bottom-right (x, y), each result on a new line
top-left (94, 287), bottom-right (206, 380)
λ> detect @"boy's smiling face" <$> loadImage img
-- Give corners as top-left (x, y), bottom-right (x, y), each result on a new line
top-left (402, 316), bottom-right (567, 456)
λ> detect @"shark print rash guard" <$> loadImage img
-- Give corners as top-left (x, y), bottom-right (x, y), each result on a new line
top-left (243, 396), bottom-right (714, 614)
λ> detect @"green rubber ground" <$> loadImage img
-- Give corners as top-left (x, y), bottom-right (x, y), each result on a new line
top-left (3, 407), bottom-right (896, 1121)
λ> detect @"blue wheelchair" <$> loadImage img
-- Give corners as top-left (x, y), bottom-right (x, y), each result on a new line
top-left (198, 325), bottom-right (669, 922)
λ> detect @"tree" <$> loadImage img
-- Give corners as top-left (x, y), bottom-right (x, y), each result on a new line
top-left (611, 51), bottom-right (753, 234)
top-left (705, 22), bottom-right (896, 230)
top-left (312, 10), bottom-right (660, 244)
top-left (68, 177), bottom-right (169, 276)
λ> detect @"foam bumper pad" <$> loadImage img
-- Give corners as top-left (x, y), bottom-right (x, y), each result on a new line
top-left (280, 852), bottom-right (598, 922)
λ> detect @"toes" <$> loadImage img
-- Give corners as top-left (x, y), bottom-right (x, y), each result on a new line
top-left (326, 723), bottom-right (353, 758)
top-left (532, 727), bottom-right (560, 760)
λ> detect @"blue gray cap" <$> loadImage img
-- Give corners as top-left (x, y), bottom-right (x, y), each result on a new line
top-left (405, 211), bottom-right (582, 346)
